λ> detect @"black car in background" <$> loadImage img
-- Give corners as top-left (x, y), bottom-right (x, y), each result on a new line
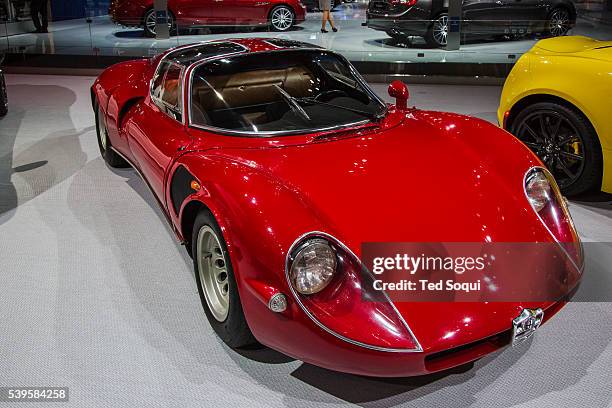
top-left (0, 55), bottom-right (7, 117)
top-left (366, 0), bottom-right (576, 47)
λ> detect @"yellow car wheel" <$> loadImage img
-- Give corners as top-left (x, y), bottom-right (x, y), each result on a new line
top-left (511, 101), bottom-right (603, 196)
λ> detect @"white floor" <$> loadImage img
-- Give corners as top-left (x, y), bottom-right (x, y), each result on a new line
top-left (0, 74), bottom-right (611, 408)
top-left (1, 1), bottom-right (611, 63)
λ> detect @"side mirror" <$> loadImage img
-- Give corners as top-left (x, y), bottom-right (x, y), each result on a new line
top-left (388, 80), bottom-right (409, 111)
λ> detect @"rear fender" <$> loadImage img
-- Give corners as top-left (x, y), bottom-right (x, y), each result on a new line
top-left (92, 59), bottom-right (152, 156)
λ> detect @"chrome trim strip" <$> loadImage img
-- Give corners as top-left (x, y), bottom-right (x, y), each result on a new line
top-left (149, 61), bottom-right (186, 123)
top-left (186, 48), bottom-right (387, 137)
top-left (523, 166), bottom-right (585, 274)
top-left (109, 147), bottom-right (184, 244)
top-left (150, 41), bottom-right (251, 124)
top-left (285, 231), bottom-right (423, 353)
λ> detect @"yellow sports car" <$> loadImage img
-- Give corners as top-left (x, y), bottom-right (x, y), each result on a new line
top-left (498, 36), bottom-right (612, 196)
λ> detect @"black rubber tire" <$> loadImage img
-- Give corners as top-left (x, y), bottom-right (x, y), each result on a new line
top-left (511, 102), bottom-right (602, 196)
top-left (192, 210), bottom-right (257, 348)
top-left (143, 8), bottom-right (177, 38)
top-left (269, 5), bottom-right (295, 32)
top-left (94, 101), bottom-right (129, 168)
top-left (0, 71), bottom-right (7, 118)
top-left (425, 13), bottom-right (448, 48)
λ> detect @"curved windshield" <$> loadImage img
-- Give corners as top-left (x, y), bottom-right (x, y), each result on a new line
top-left (190, 50), bottom-right (386, 135)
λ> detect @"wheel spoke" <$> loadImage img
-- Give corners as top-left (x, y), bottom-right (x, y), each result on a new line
top-left (559, 151), bottom-right (583, 161)
top-left (538, 114), bottom-right (549, 141)
top-left (557, 158), bottom-right (575, 178)
top-left (522, 122), bottom-right (544, 142)
top-left (549, 115), bottom-right (563, 138)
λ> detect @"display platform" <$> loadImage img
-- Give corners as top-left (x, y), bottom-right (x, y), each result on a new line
top-left (1, 1), bottom-right (610, 64)
top-left (1, 73), bottom-right (611, 407)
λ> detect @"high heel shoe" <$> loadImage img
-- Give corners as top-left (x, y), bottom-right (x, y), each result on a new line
top-left (332, 27), bottom-right (338, 32)
top-left (321, 29), bottom-right (328, 33)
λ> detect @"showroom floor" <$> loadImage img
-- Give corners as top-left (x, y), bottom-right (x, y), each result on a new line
top-left (1, 1), bottom-right (611, 63)
top-left (1, 74), bottom-right (611, 408)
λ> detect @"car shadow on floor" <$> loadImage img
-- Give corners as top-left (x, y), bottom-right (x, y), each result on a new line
top-left (0, 84), bottom-right (87, 226)
top-left (366, 35), bottom-right (537, 50)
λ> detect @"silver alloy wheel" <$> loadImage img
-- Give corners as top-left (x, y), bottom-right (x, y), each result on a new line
top-left (145, 11), bottom-right (174, 35)
top-left (196, 225), bottom-right (230, 322)
top-left (97, 105), bottom-right (108, 151)
top-left (432, 15), bottom-right (449, 46)
top-left (549, 8), bottom-right (570, 37)
top-left (271, 7), bottom-right (293, 31)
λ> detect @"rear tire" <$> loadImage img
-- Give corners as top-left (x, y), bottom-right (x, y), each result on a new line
top-left (269, 5), bottom-right (295, 32)
top-left (425, 13), bottom-right (449, 48)
top-left (94, 101), bottom-right (129, 168)
top-left (192, 210), bottom-right (257, 348)
top-left (511, 102), bottom-right (602, 196)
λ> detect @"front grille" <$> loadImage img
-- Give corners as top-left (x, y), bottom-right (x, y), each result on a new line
top-left (425, 330), bottom-right (512, 373)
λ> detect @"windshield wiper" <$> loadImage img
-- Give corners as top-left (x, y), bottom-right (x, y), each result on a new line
top-left (296, 97), bottom-right (386, 122)
top-left (273, 84), bottom-right (311, 123)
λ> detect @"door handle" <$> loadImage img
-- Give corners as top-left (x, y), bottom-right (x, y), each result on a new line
top-left (177, 145), bottom-right (187, 152)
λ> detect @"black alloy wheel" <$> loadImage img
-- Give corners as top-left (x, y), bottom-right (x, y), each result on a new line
top-left (511, 102), bottom-right (602, 196)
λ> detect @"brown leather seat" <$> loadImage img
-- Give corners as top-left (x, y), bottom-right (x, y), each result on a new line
top-left (192, 66), bottom-right (316, 113)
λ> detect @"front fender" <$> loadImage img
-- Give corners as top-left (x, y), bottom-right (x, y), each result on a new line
top-left (170, 152), bottom-right (333, 347)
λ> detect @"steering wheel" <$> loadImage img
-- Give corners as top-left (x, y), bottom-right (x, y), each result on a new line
top-left (314, 89), bottom-right (348, 102)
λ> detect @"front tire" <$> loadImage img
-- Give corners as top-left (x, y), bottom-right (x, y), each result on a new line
top-left (269, 5), bottom-right (295, 32)
top-left (425, 13), bottom-right (449, 48)
top-left (546, 7), bottom-right (571, 37)
top-left (192, 210), bottom-right (256, 348)
top-left (511, 102), bottom-right (602, 196)
top-left (94, 101), bottom-right (129, 168)
top-left (143, 8), bottom-right (176, 38)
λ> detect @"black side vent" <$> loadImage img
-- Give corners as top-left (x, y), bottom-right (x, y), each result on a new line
top-left (170, 166), bottom-right (195, 215)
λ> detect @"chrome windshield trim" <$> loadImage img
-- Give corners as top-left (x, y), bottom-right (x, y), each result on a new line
top-left (285, 231), bottom-right (423, 353)
top-left (149, 61), bottom-right (186, 123)
top-left (150, 41), bottom-right (250, 124)
top-left (186, 48), bottom-right (387, 137)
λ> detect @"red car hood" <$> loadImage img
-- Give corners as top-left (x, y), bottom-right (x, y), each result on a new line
top-left (215, 110), bottom-right (563, 351)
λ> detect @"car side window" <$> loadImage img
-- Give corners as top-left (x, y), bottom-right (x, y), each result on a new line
top-left (151, 61), bottom-right (183, 122)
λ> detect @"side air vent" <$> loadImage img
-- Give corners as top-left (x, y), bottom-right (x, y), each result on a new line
top-left (170, 166), bottom-right (195, 215)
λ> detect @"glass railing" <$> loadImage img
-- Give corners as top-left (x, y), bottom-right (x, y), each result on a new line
top-left (1, 0), bottom-right (611, 66)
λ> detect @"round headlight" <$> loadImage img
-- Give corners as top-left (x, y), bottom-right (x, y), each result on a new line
top-left (526, 170), bottom-right (552, 212)
top-left (289, 240), bottom-right (337, 295)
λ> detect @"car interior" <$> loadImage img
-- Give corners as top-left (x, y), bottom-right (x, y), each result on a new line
top-left (188, 52), bottom-right (382, 133)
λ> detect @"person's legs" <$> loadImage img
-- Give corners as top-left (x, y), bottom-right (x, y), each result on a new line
top-left (39, 0), bottom-right (48, 31)
top-left (321, 10), bottom-right (328, 30)
top-left (30, 0), bottom-right (42, 32)
top-left (328, 8), bottom-right (336, 30)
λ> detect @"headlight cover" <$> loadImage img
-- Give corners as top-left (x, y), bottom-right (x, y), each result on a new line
top-left (289, 239), bottom-right (337, 295)
top-left (524, 167), bottom-right (583, 269)
top-left (525, 170), bottom-right (552, 212)
top-left (286, 233), bottom-right (422, 352)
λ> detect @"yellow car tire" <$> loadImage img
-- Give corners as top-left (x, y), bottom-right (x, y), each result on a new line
top-left (511, 101), bottom-right (603, 196)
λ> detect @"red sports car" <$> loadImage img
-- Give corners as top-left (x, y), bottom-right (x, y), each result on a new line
top-left (109, 0), bottom-right (306, 37)
top-left (92, 38), bottom-right (583, 377)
